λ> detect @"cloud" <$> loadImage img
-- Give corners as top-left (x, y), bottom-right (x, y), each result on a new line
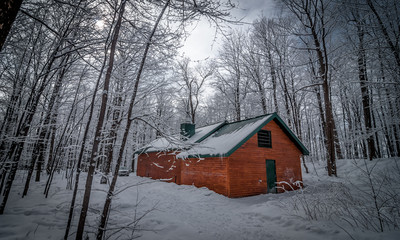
top-left (180, 20), bottom-right (218, 61)
top-left (234, 0), bottom-right (276, 21)
top-left (180, 0), bottom-right (276, 61)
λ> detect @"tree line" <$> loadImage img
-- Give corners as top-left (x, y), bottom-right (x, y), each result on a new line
top-left (203, 0), bottom-right (399, 175)
top-left (0, 0), bottom-right (399, 238)
top-left (0, 0), bottom-right (233, 238)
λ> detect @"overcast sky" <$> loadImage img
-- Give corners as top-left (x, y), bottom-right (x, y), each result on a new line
top-left (180, 0), bottom-right (277, 61)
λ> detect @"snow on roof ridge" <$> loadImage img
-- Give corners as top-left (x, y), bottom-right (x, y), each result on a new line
top-left (225, 113), bottom-right (274, 125)
top-left (177, 114), bottom-right (275, 158)
top-left (137, 120), bottom-right (226, 153)
top-left (196, 120), bottom-right (226, 129)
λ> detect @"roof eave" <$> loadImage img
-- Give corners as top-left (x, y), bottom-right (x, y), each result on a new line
top-left (136, 147), bottom-right (181, 155)
top-left (178, 153), bottom-right (227, 159)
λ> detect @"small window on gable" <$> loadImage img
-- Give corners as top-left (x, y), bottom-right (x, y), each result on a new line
top-left (258, 130), bottom-right (271, 148)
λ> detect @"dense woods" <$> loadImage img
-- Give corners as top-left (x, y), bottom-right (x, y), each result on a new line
top-left (0, 0), bottom-right (399, 239)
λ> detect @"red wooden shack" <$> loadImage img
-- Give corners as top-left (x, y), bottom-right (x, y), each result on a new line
top-left (136, 113), bottom-right (309, 197)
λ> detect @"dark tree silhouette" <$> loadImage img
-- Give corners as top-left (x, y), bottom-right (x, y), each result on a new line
top-left (0, 0), bottom-right (23, 51)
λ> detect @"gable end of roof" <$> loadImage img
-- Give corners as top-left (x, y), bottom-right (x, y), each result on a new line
top-left (272, 115), bottom-right (309, 155)
top-left (223, 113), bottom-right (309, 157)
top-left (223, 113), bottom-right (275, 157)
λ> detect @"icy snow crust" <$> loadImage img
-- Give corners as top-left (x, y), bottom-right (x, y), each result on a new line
top-left (1, 158), bottom-right (399, 239)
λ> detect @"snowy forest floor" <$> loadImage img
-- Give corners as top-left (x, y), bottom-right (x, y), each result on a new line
top-left (1, 158), bottom-right (400, 240)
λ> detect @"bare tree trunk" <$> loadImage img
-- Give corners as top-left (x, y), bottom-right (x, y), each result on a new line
top-left (307, 53), bottom-right (328, 159)
top-left (37, 55), bottom-right (71, 183)
top-left (302, 0), bottom-right (338, 175)
top-left (64, 12), bottom-right (116, 238)
top-left (43, 94), bottom-right (62, 198)
top-left (0, 168), bottom-right (6, 195)
top-left (366, 0), bottom-right (400, 68)
top-left (356, 21), bottom-right (376, 160)
top-left (96, 1), bottom-right (170, 238)
top-left (370, 97), bottom-right (381, 158)
top-left (284, 0), bottom-right (339, 176)
top-left (46, 113), bottom-right (57, 175)
top-left (0, 0), bottom-right (23, 51)
top-left (189, 88), bottom-right (195, 124)
top-left (64, 59), bottom-right (102, 240)
top-left (268, 50), bottom-right (279, 114)
top-left (258, 81), bottom-right (268, 114)
top-left (0, 0), bottom-right (85, 212)
top-left (280, 73), bottom-right (292, 128)
top-left (75, 1), bottom-right (127, 239)
top-left (22, 9), bottom-right (75, 196)
top-left (0, 24), bottom-right (40, 158)
top-left (100, 79), bottom-right (124, 184)
top-left (234, 76), bottom-right (241, 121)
top-left (388, 94), bottom-right (400, 156)
top-left (0, 37), bottom-right (63, 213)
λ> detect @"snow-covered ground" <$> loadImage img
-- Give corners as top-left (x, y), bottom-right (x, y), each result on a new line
top-left (1, 158), bottom-right (400, 239)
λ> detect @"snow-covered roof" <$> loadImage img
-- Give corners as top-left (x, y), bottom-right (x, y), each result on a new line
top-left (137, 121), bottom-right (226, 154)
top-left (177, 114), bottom-right (275, 158)
top-left (137, 113), bottom-right (309, 157)
top-left (187, 121), bottom-right (226, 143)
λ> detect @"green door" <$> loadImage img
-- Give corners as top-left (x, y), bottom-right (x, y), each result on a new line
top-left (266, 160), bottom-right (277, 193)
